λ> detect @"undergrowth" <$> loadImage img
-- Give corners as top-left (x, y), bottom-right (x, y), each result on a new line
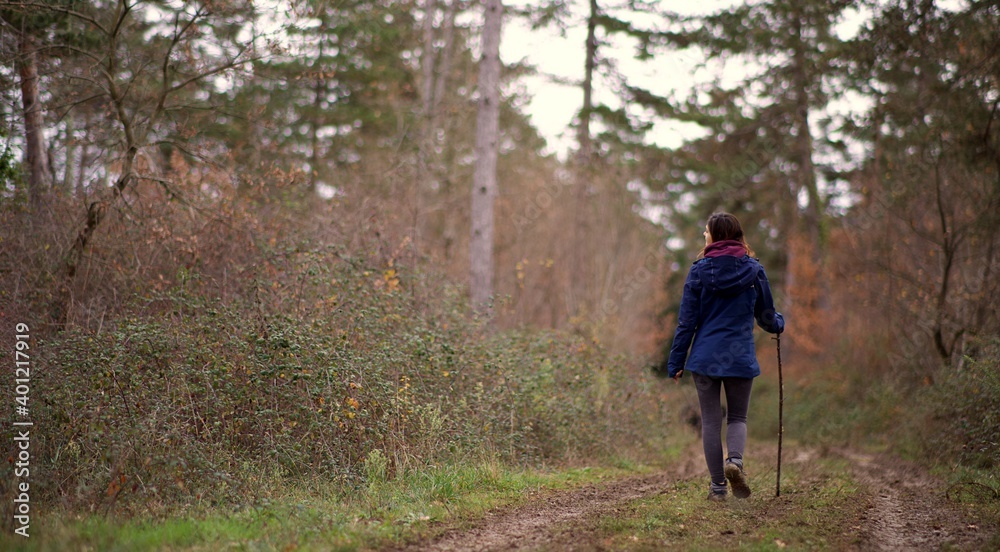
top-left (0, 243), bottom-right (673, 520)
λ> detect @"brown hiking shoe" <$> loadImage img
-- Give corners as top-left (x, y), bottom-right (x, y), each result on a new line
top-left (707, 481), bottom-right (728, 502)
top-left (707, 489), bottom-right (728, 502)
top-left (725, 461), bottom-right (751, 499)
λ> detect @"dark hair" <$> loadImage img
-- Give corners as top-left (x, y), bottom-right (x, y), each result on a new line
top-left (698, 212), bottom-right (756, 258)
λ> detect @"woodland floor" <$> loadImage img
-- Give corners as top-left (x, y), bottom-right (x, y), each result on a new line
top-left (389, 443), bottom-right (998, 551)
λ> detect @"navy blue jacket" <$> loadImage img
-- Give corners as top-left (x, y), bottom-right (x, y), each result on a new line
top-left (667, 249), bottom-right (784, 379)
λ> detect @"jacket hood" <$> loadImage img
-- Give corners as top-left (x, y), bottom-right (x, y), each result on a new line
top-left (699, 255), bottom-right (759, 295)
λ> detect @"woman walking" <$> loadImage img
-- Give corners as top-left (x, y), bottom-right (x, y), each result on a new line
top-left (667, 212), bottom-right (784, 501)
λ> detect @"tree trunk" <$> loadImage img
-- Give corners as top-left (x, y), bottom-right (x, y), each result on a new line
top-left (17, 32), bottom-right (51, 208)
top-left (783, 9), bottom-right (830, 344)
top-left (430, 0), bottom-right (459, 135)
top-left (416, 0), bottom-right (440, 256)
top-left (75, 112), bottom-right (92, 199)
top-left (421, 0), bottom-right (437, 119)
top-left (577, 0), bottom-right (597, 165)
top-left (310, 40), bottom-right (327, 192)
top-left (63, 117), bottom-right (76, 195)
top-left (974, 181), bottom-right (998, 332)
top-left (431, 0), bottom-right (460, 263)
top-left (932, 160), bottom-right (957, 362)
top-left (576, 0), bottom-right (598, 165)
top-left (53, 144), bottom-right (137, 326)
top-left (569, 0), bottom-right (598, 315)
top-left (469, 0), bottom-right (503, 311)
top-left (790, 13), bottom-right (822, 254)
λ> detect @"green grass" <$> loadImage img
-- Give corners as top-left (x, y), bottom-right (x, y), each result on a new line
top-left (581, 453), bottom-right (867, 551)
top-left (0, 459), bottom-right (657, 552)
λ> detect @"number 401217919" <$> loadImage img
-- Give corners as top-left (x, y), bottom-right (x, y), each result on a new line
top-left (15, 322), bottom-right (30, 381)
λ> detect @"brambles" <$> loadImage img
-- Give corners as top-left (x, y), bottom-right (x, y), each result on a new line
top-left (910, 337), bottom-right (1000, 470)
top-left (12, 244), bottom-right (670, 516)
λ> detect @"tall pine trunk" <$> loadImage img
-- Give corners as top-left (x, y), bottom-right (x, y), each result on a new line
top-left (430, 0), bottom-right (459, 135)
top-left (784, 8), bottom-right (829, 351)
top-left (570, 0), bottom-right (598, 315)
top-left (420, 0), bottom-right (437, 119)
top-left (17, 33), bottom-right (50, 208)
top-left (790, 13), bottom-right (823, 256)
top-left (469, 0), bottom-right (502, 311)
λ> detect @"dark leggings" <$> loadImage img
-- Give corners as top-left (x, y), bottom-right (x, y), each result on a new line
top-left (692, 373), bottom-right (754, 485)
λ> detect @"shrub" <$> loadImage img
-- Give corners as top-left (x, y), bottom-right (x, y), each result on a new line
top-left (0, 245), bottom-right (673, 517)
top-left (908, 337), bottom-right (1000, 469)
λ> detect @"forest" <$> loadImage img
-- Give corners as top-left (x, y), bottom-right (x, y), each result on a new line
top-left (0, 0), bottom-right (998, 549)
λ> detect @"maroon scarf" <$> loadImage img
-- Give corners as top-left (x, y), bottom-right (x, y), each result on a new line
top-left (704, 239), bottom-right (747, 258)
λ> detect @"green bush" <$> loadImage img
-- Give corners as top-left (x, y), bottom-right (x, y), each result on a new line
top-left (908, 337), bottom-right (1000, 469)
top-left (3, 246), bottom-right (673, 517)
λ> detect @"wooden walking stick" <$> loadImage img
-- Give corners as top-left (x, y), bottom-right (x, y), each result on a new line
top-left (775, 333), bottom-right (784, 497)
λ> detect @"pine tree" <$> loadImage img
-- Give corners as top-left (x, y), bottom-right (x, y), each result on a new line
top-left (845, 0), bottom-right (1000, 365)
top-left (217, 0), bottom-right (419, 196)
top-left (651, 0), bottom-right (857, 354)
top-left (657, 1), bottom-right (855, 251)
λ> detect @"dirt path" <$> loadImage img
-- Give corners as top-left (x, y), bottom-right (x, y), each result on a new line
top-left (395, 472), bottom-right (671, 552)
top-left (841, 450), bottom-right (993, 551)
top-left (392, 449), bottom-right (703, 552)
top-left (392, 447), bottom-right (996, 551)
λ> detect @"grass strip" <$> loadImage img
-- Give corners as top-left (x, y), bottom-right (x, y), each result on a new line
top-left (0, 457), bottom-right (659, 552)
